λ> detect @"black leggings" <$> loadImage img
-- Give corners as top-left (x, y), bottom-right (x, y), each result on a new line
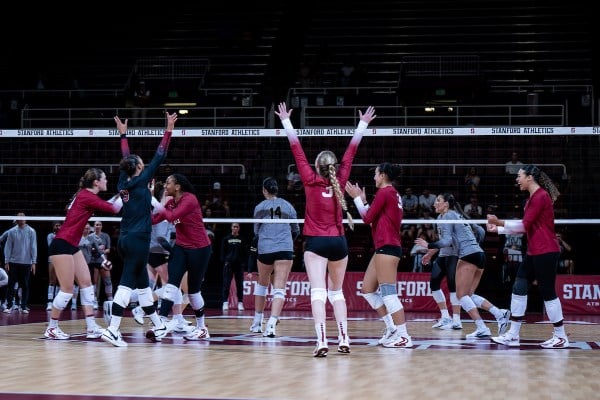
top-left (430, 255), bottom-right (458, 292)
top-left (514, 252), bottom-right (560, 300)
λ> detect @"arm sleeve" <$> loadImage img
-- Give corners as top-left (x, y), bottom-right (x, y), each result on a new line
top-left (120, 134), bottom-right (130, 157)
top-left (353, 196), bottom-right (369, 218)
top-left (498, 220), bottom-right (525, 235)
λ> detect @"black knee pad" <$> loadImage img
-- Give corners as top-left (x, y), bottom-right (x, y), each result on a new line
top-left (512, 277), bottom-right (528, 296)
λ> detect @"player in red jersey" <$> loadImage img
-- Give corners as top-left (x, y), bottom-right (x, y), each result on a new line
top-left (487, 164), bottom-right (569, 348)
top-left (346, 162), bottom-right (413, 348)
top-left (45, 168), bottom-right (122, 340)
top-left (275, 102), bottom-right (376, 357)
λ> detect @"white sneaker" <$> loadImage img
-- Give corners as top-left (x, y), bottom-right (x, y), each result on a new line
top-left (86, 324), bottom-right (106, 339)
top-left (466, 326), bottom-right (492, 339)
top-left (540, 334), bottom-right (569, 349)
top-left (378, 327), bottom-right (395, 345)
top-left (337, 334), bottom-right (350, 353)
top-left (432, 317), bottom-right (453, 329)
top-left (2, 307), bottom-right (11, 314)
top-left (497, 309), bottom-right (511, 335)
top-left (491, 332), bottom-right (520, 347)
top-left (222, 302), bottom-right (229, 311)
top-left (263, 322), bottom-right (276, 338)
top-left (184, 327), bottom-right (210, 341)
top-left (382, 334), bottom-right (413, 348)
top-left (132, 305), bottom-right (145, 325)
top-left (237, 302), bottom-right (245, 311)
top-left (103, 301), bottom-right (113, 325)
top-left (432, 317), bottom-right (453, 330)
top-left (313, 341), bottom-right (328, 357)
top-left (46, 302), bottom-right (53, 311)
top-left (44, 326), bottom-right (70, 340)
top-left (249, 321), bottom-right (263, 333)
top-left (145, 324), bottom-right (169, 342)
top-left (101, 327), bottom-right (127, 347)
top-left (167, 318), bottom-right (194, 333)
top-left (452, 321), bottom-right (463, 330)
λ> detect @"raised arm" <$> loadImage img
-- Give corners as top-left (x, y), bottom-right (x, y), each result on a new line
top-left (275, 102), bottom-right (298, 145)
top-left (350, 106), bottom-right (376, 146)
top-left (114, 116), bottom-right (130, 157)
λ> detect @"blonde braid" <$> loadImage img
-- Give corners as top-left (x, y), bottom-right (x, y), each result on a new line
top-left (328, 164), bottom-right (354, 231)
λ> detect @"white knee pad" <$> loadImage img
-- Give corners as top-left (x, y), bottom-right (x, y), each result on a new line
top-left (253, 283), bottom-right (268, 297)
top-left (153, 286), bottom-right (164, 299)
top-left (432, 289), bottom-right (446, 304)
top-left (137, 287), bottom-right (154, 307)
top-left (113, 285), bottom-right (133, 309)
top-left (511, 293), bottom-right (528, 317)
top-left (0, 268), bottom-right (8, 287)
top-left (161, 284), bottom-right (180, 303)
top-left (383, 294), bottom-right (403, 314)
top-left (311, 288), bottom-right (327, 304)
top-left (450, 292), bottom-right (460, 307)
top-left (362, 292), bottom-right (384, 310)
top-left (188, 292), bottom-right (205, 310)
top-left (459, 295), bottom-right (476, 312)
top-left (544, 298), bottom-right (564, 324)
top-left (471, 294), bottom-right (485, 308)
top-left (272, 288), bottom-right (286, 300)
top-left (327, 289), bottom-right (345, 305)
top-left (53, 290), bottom-right (73, 310)
top-left (79, 286), bottom-right (95, 306)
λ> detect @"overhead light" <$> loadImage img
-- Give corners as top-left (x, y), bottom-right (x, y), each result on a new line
top-left (178, 110), bottom-right (189, 115)
top-left (425, 107), bottom-right (435, 112)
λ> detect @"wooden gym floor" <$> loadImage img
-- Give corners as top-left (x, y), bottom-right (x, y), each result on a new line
top-left (1, 306), bottom-right (599, 400)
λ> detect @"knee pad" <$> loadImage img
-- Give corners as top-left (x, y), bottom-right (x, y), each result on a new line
top-left (511, 293), bottom-right (528, 317)
top-left (311, 288), bottom-right (327, 304)
top-left (379, 283), bottom-right (397, 297)
top-left (272, 288), bottom-right (286, 300)
top-left (153, 286), bottom-right (164, 299)
top-left (327, 289), bottom-right (345, 304)
top-left (471, 294), bottom-right (485, 308)
top-left (53, 290), bottom-right (73, 311)
top-left (362, 291), bottom-right (384, 310)
top-left (383, 294), bottom-right (403, 314)
top-left (253, 283), bottom-right (268, 297)
top-left (188, 292), bottom-right (205, 310)
top-left (432, 289), bottom-right (446, 304)
top-left (544, 298), bottom-right (564, 323)
top-left (459, 295), bottom-right (476, 312)
top-left (129, 289), bottom-right (139, 303)
top-left (79, 286), bottom-right (95, 306)
top-left (160, 284), bottom-right (179, 303)
top-left (137, 287), bottom-right (155, 307)
top-left (113, 285), bottom-right (132, 309)
top-left (512, 278), bottom-right (528, 296)
top-left (450, 292), bottom-right (460, 307)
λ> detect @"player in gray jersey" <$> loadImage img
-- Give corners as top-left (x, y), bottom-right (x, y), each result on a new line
top-left (249, 177), bottom-right (300, 337)
top-left (416, 193), bottom-right (510, 339)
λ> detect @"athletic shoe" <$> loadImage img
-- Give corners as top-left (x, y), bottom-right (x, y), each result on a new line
top-left (20, 307), bottom-right (30, 314)
top-left (313, 342), bottom-right (328, 357)
top-left (167, 319), bottom-right (194, 333)
top-left (378, 327), bottom-right (395, 345)
top-left (3, 307), bottom-right (12, 314)
top-left (540, 334), bottom-right (569, 349)
top-left (263, 322), bottom-right (276, 338)
top-left (184, 327), bottom-right (210, 341)
top-left (103, 301), bottom-right (113, 325)
top-left (101, 327), bottom-right (127, 347)
top-left (491, 332), bottom-right (520, 347)
top-left (382, 334), bottom-right (413, 348)
top-left (46, 302), bottom-right (53, 311)
top-left (222, 302), bottom-right (229, 311)
top-left (44, 326), bottom-right (70, 340)
top-left (432, 317), bottom-right (453, 329)
top-left (466, 326), bottom-right (492, 339)
top-left (497, 309), bottom-right (511, 336)
top-left (337, 335), bottom-right (350, 353)
top-left (237, 302), bottom-right (245, 311)
top-left (452, 321), bottom-right (463, 330)
top-left (249, 321), bottom-right (263, 333)
top-left (86, 324), bottom-right (106, 339)
top-left (146, 324), bottom-right (169, 342)
top-left (132, 305), bottom-right (145, 325)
